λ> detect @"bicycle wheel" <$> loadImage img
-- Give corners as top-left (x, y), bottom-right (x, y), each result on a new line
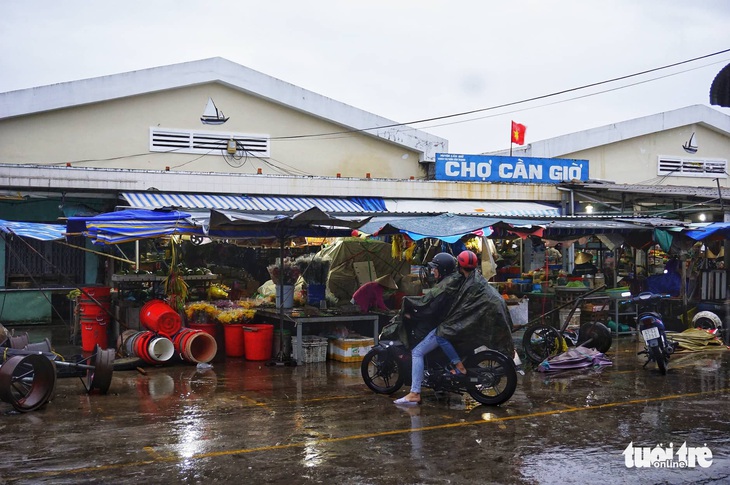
top-left (522, 324), bottom-right (564, 364)
top-left (464, 350), bottom-right (517, 406)
top-left (361, 348), bottom-right (404, 394)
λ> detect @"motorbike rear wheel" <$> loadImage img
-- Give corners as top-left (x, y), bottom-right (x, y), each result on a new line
top-left (361, 348), bottom-right (404, 394)
top-left (522, 324), bottom-right (564, 365)
top-left (649, 346), bottom-right (667, 375)
top-left (464, 350), bottom-right (517, 406)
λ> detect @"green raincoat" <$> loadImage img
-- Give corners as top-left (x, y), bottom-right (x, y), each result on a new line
top-left (436, 270), bottom-right (515, 357)
top-left (380, 272), bottom-right (462, 346)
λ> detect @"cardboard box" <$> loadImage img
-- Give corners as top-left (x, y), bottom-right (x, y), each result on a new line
top-left (327, 337), bottom-right (374, 362)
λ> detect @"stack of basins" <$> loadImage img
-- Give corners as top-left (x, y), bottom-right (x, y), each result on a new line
top-left (120, 299), bottom-right (217, 365)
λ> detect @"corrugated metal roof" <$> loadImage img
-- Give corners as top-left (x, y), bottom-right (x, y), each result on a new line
top-left (563, 181), bottom-right (730, 200)
top-left (121, 192), bottom-right (380, 214)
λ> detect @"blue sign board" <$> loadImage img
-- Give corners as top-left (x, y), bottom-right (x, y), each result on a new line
top-left (435, 153), bottom-right (589, 184)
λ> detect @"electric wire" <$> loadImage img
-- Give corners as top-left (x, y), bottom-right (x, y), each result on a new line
top-left (24, 48), bottom-right (730, 168)
top-left (269, 48), bottom-right (730, 141)
top-left (271, 59), bottom-right (728, 144)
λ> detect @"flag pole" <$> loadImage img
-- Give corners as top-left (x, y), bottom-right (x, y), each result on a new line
top-left (509, 121), bottom-right (513, 157)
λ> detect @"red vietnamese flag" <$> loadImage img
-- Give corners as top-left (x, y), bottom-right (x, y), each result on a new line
top-left (511, 121), bottom-right (527, 145)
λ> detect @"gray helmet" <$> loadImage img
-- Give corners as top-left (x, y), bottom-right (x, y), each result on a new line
top-left (428, 253), bottom-right (457, 281)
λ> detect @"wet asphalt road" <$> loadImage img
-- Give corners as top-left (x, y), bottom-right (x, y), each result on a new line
top-left (1, 335), bottom-right (729, 485)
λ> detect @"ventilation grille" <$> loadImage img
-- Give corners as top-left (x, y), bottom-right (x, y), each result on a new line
top-left (150, 128), bottom-right (270, 157)
top-left (658, 157), bottom-right (727, 179)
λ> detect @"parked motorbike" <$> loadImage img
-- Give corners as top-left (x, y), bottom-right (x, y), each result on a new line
top-left (361, 299), bottom-right (517, 406)
top-left (622, 292), bottom-right (676, 374)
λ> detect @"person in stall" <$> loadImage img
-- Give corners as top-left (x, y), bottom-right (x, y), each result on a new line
top-left (351, 275), bottom-right (399, 313)
top-left (572, 251), bottom-right (598, 277)
top-left (546, 244), bottom-right (562, 264)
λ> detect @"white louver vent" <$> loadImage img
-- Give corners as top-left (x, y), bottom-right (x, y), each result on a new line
top-left (657, 157), bottom-right (727, 179)
top-left (150, 128), bottom-right (270, 157)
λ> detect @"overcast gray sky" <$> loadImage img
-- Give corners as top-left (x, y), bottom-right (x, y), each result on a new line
top-left (2, 1), bottom-right (730, 154)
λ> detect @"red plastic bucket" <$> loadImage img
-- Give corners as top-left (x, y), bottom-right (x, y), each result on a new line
top-left (80, 316), bottom-right (108, 352)
top-left (134, 331), bottom-right (154, 363)
top-left (79, 286), bottom-right (111, 320)
top-left (223, 324), bottom-right (246, 358)
top-left (81, 286), bottom-right (111, 300)
top-left (185, 331), bottom-right (217, 363)
top-left (79, 302), bottom-right (110, 319)
top-left (188, 322), bottom-right (218, 340)
top-left (243, 324), bottom-right (274, 361)
top-left (140, 299), bottom-right (182, 337)
top-left (173, 329), bottom-right (217, 364)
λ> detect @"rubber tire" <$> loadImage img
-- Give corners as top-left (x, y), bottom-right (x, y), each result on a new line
top-left (577, 322), bottom-right (612, 353)
top-left (361, 348), bottom-right (404, 395)
top-left (522, 324), bottom-right (564, 365)
top-left (465, 350), bottom-right (518, 406)
top-left (692, 311), bottom-right (722, 331)
top-left (649, 345), bottom-right (667, 375)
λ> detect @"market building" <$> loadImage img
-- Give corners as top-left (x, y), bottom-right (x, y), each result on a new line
top-left (2, 58), bottom-right (730, 337)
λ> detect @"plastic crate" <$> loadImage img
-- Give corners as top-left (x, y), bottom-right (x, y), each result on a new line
top-left (292, 335), bottom-right (328, 363)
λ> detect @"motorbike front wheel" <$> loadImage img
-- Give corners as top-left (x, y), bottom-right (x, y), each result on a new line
top-left (361, 348), bottom-right (404, 394)
top-left (464, 350), bottom-right (517, 406)
top-left (522, 324), bottom-right (565, 365)
top-left (649, 345), bottom-right (667, 375)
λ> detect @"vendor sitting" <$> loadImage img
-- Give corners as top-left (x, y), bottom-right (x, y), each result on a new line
top-left (351, 275), bottom-right (398, 313)
top-left (572, 251), bottom-right (598, 277)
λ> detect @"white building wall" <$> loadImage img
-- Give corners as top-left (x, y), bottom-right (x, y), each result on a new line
top-left (0, 84), bottom-right (426, 180)
top-left (565, 124), bottom-right (730, 187)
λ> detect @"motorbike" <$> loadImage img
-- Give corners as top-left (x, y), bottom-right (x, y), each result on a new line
top-left (361, 297), bottom-right (518, 406)
top-left (622, 292), bottom-right (676, 374)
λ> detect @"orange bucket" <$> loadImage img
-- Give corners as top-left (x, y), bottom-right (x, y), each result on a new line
top-left (140, 299), bottom-right (182, 337)
top-left (243, 324), bottom-right (274, 361)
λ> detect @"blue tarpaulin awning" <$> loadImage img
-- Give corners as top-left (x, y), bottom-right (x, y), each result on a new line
top-left (0, 219), bottom-right (66, 241)
top-left (683, 222), bottom-right (730, 241)
top-left (67, 209), bottom-right (204, 245)
top-left (358, 214), bottom-right (545, 242)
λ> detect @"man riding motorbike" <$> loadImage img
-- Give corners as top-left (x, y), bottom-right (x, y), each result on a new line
top-left (382, 252), bottom-right (459, 346)
top-left (394, 250), bottom-right (514, 405)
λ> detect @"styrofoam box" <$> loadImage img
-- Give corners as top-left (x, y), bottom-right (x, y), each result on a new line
top-left (327, 337), bottom-right (375, 362)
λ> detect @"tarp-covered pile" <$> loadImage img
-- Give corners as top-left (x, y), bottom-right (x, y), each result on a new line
top-left (537, 347), bottom-right (613, 373)
top-left (669, 328), bottom-right (728, 352)
top-left (316, 238), bottom-right (409, 303)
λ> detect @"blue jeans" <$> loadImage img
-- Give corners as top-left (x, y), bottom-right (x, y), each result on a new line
top-left (410, 328), bottom-right (461, 393)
